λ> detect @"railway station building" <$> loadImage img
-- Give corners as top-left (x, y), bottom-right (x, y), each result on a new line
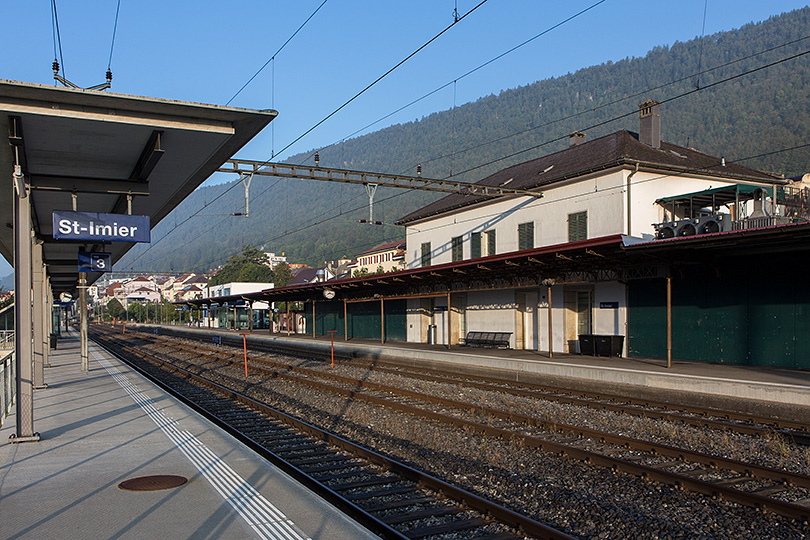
top-left (198, 101), bottom-right (810, 370)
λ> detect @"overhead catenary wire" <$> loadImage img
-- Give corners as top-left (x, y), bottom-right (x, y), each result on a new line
top-left (302, 0), bottom-right (608, 164)
top-left (121, 30), bottom-right (810, 273)
top-left (107, 0), bottom-right (122, 72)
top-left (695, 0), bottom-right (709, 89)
top-left (50, 0), bottom-right (65, 77)
top-left (273, 0), bottom-right (490, 160)
top-left (226, 0), bottom-right (330, 106)
top-left (410, 32), bottom-right (810, 175)
top-left (447, 46), bottom-right (810, 180)
top-left (123, 2), bottom-right (488, 268)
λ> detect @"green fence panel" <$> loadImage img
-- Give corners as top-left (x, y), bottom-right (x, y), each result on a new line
top-left (314, 301), bottom-right (345, 338)
top-left (347, 302), bottom-right (381, 340)
top-left (384, 299), bottom-right (407, 341)
top-left (627, 279), bottom-right (667, 359)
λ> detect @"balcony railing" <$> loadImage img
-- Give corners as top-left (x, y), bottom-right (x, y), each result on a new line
top-left (0, 330), bottom-right (13, 350)
top-left (1, 349), bottom-right (14, 427)
top-left (731, 216), bottom-right (796, 230)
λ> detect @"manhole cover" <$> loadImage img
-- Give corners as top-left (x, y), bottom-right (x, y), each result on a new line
top-left (118, 475), bottom-right (188, 491)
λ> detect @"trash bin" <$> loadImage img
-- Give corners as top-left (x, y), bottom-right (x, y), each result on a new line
top-left (596, 335), bottom-right (624, 357)
top-left (49, 333), bottom-right (58, 349)
top-left (427, 324), bottom-right (437, 344)
top-left (578, 334), bottom-right (595, 355)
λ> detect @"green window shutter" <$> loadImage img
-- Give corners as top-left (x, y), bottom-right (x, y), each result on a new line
top-left (421, 242), bottom-right (432, 267)
top-left (451, 236), bottom-right (463, 262)
top-left (470, 232), bottom-right (481, 258)
top-left (518, 222), bottom-right (534, 250)
top-left (486, 230), bottom-right (496, 256)
top-left (568, 211), bottom-right (587, 242)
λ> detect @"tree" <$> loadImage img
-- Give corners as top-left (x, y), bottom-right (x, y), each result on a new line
top-left (273, 262), bottom-right (293, 287)
top-left (209, 245), bottom-right (274, 286)
top-left (107, 298), bottom-right (125, 320)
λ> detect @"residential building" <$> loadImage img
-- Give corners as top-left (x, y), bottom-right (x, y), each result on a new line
top-left (351, 240), bottom-right (406, 275)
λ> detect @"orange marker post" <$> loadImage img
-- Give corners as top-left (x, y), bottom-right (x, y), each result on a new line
top-left (240, 333), bottom-right (250, 377)
top-left (327, 330), bottom-right (337, 369)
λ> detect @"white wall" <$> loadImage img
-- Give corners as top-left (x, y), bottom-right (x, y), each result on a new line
top-left (406, 168), bottom-right (777, 268)
top-left (464, 290), bottom-right (518, 349)
top-left (207, 282), bottom-right (274, 298)
top-left (406, 170), bottom-right (627, 268)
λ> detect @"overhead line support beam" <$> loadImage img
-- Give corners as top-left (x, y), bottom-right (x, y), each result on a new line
top-left (218, 159), bottom-right (544, 199)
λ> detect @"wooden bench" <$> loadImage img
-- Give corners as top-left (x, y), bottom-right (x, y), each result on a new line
top-left (464, 331), bottom-right (512, 349)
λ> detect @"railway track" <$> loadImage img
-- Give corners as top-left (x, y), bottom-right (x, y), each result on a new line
top-left (96, 325), bottom-right (810, 525)
top-left (254, 338), bottom-right (810, 442)
top-left (91, 326), bottom-right (576, 540)
top-left (122, 324), bottom-right (810, 444)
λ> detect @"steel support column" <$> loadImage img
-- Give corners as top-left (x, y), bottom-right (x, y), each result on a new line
top-left (312, 301), bottom-right (316, 339)
top-left (380, 297), bottom-right (385, 344)
top-left (446, 291), bottom-right (451, 349)
top-left (79, 272), bottom-right (88, 371)
top-left (547, 283), bottom-right (553, 358)
top-left (11, 164), bottom-right (39, 443)
top-left (667, 275), bottom-right (672, 369)
top-left (44, 276), bottom-right (51, 367)
top-left (343, 299), bottom-right (348, 341)
top-left (32, 241), bottom-right (46, 388)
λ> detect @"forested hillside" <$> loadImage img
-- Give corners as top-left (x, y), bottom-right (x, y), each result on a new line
top-left (119, 7), bottom-right (810, 272)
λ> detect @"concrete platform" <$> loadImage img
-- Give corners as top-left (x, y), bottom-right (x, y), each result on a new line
top-left (150, 324), bottom-right (810, 415)
top-left (0, 331), bottom-right (380, 540)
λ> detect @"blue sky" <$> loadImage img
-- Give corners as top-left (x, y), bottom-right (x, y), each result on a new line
top-left (2, 0), bottom-right (808, 277)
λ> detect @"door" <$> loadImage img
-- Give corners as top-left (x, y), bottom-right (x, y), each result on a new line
top-left (564, 288), bottom-right (593, 353)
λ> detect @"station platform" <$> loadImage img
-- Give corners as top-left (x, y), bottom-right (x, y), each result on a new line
top-left (0, 331), bottom-right (379, 540)
top-left (146, 324), bottom-right (810, 419)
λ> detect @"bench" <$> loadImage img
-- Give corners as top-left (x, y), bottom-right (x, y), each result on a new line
top-left (464, 331), bottom-right (512, 349)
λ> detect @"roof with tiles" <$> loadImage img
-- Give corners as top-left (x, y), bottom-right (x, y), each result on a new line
top-left (396, 130), bottom-right (782, 225)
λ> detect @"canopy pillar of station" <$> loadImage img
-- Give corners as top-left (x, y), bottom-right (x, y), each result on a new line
top-left (32, 240), bottom-right (47, 388)
top-left (11, 153), bottom-right (39, 442)
top-left (1, 79), bottom-right (276, 442)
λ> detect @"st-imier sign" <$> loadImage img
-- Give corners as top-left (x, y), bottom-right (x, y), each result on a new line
top-left (53, 211), bottom-right (150, 243)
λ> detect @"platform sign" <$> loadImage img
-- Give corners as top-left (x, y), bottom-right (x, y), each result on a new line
top-left (600, 302), bottom-right (619, 309)
top-left (78, 252), bottom-right (111, 273)
top-left (53, 211), bottom-right (150, 243)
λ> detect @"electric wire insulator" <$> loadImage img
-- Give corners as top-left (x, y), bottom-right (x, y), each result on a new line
top-left (52, 60), bottom-right (60, 75)
top-left (314, 152), bottom-right (320, 166)
top-left (106, 69), bottom-right (112, 83)
top-left (417, 164), bottom-right (422, 177)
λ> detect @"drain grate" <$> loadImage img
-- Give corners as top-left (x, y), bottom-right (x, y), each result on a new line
top-left (118, 475), bottom-right (188, 491)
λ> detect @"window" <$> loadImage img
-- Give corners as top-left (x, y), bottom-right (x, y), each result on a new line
top-left (451, 236), bottom-right (463, 262)
top-left (421, 242), bottom-right (432, 267)
top-left (568, 211), bottom-right (587, 242)
top-left (470, 232), bottom-right (481, 258)
top-left (485, 230), bottom-right (496, 256)
top-left (518, 221), bottom-right (534, 251)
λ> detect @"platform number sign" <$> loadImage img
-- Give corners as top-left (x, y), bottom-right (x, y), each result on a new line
top-left (78, 252), bottom-right (112, 273)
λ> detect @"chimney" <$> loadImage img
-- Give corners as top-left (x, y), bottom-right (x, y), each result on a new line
top-left (638, 99), bottom-right (661, 148)
top-left (569, 131), bottom-right (586, 147)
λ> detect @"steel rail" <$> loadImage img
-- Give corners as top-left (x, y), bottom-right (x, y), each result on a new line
top-left (142, 323), bottom-right (810, 436)
top-left (91, 329), bottom-right (578, 540)
top-left (131, 327), bottom-right (810, 443)
top-left (115, 329), bottom-right (810, 523)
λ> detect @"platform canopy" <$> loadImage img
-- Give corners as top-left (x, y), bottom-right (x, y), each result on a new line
top-left (0, 79), bottom-right (276, 296)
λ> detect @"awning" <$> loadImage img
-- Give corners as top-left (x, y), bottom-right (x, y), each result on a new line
top-left (655, 184), bottom-right (769, 209)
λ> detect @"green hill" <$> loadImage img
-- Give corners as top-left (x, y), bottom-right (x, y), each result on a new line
top-left (119, 7), bottom-right (810, 272)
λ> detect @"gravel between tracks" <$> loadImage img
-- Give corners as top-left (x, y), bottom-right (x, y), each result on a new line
top-left (148, 338), bottom-right (810, 539)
